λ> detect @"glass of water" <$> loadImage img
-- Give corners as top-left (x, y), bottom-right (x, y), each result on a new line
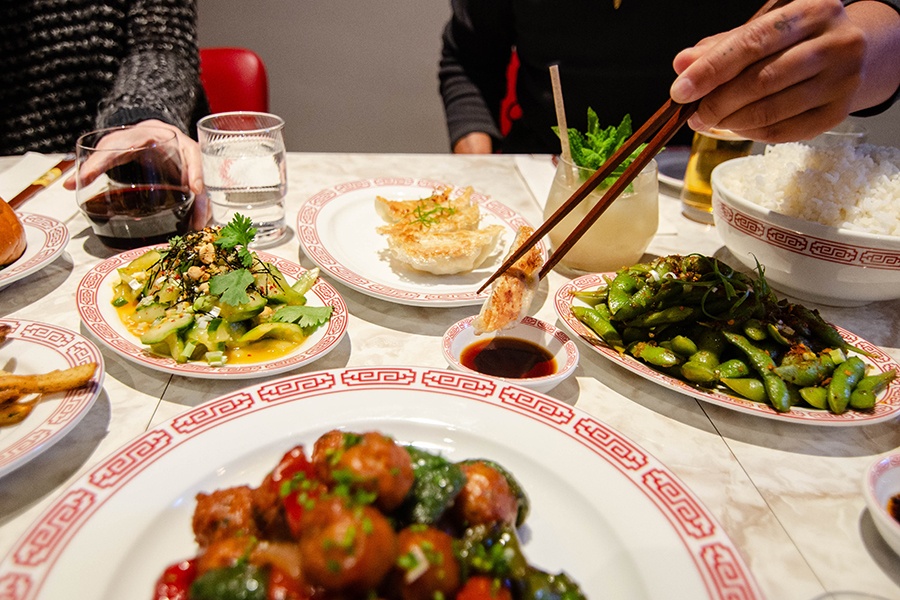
top-left (197, 112), bottom-right (287, 246)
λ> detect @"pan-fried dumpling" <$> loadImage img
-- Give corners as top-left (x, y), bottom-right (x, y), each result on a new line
top-left (473, 226), bottom-right (543, 334)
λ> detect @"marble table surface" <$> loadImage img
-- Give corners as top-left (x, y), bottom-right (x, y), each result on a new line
top-left (0, 151), bottom-right (898, 599)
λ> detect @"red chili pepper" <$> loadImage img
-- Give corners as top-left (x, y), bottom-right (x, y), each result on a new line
top-left (153, 559), bottom-right (197, 600)
top-left (269, 445), bottom-right (316, 490)
top-left (268, 444), bottom-right (324, 538)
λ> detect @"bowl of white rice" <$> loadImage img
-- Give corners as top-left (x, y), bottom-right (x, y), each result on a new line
top-left (711, 142), bottom-right (900, 307)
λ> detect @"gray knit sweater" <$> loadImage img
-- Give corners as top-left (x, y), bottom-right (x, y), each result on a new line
top-left (0, 0), bottom-right (207, 155)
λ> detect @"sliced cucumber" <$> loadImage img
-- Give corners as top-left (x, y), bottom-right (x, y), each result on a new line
top-left (217, 292), bottom-right (267, 322)
top-left (133, 302), bottom-right (167, 324)
top-left (238, 322), bottom-right (307, 344)
top-left (140, 312), bottom-right (194, 345)
top-left (254, 263), bottom-right (306, 306)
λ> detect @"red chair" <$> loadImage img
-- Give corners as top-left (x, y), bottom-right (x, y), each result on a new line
top-left (199, 47), bottom-right (270, 113)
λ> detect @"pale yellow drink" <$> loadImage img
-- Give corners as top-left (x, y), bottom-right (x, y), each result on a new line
top-left (543, 157), bottom-right (659, 275)
top-left (680, 129), bottom-right (753, 223)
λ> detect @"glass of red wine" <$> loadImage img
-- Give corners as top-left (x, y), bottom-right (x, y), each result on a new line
top-left (75, 125), bottom-right (195, 250)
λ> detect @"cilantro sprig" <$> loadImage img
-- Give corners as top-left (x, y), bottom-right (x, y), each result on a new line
top-left (271, 305), bottom-right (334, 330)
top-left (215, 213), bottom-right (257, 267)
top-left (553, 109), bottom-right (648, 188)
top-left (209, 269), bottom-right (255, 306)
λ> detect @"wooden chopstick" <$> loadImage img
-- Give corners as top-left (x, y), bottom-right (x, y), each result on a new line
top-left (7, 155), bottom-right (76, 209)
top-left (477, 0), bottom-right (792, 293)
top-left (537, 99), bottom-right (698, 279)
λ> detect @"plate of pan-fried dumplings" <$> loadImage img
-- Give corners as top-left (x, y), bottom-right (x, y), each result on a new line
top-left (297, 179), bottom-right (545, 307)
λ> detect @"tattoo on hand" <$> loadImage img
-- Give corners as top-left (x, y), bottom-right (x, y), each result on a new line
top-left (774, 15), bottom-right (799, 32)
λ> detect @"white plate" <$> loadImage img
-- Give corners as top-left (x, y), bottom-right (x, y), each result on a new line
top-left (0, 318), bottom-right (104, 478)
top-left (0, 213), bottom-right (69, 289)
top-left (76, 247), bottom-right (348, 379)
top-left (655, 146), bottom-right (690, 190)
top-left (555, 273), bottom-right (900, 426)
top-left (297, 178), bottom-right (546, 307)
top-left (0, 366), bottom-right (761, 599)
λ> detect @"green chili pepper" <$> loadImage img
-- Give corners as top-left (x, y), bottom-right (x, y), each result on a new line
top-left (827, 356), bottom-right (866, 414)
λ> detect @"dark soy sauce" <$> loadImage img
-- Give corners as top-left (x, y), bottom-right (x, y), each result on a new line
top-left (889, 494), bottom-right (900, 524)
top-left (460, 337), bottom-right (557, 379)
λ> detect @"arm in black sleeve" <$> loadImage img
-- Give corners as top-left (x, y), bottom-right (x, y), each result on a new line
top-left (97, 0), bottom-right (203, 134)
top-left (438, 0), bottom-right (515, 149)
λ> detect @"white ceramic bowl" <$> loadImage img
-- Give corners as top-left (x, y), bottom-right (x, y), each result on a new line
top-left (711, 156), bottom-right (900, 307)
top-left (863, 452), bottom-right (900, 558)
top-left (442, 315), bottom-right (578, 393)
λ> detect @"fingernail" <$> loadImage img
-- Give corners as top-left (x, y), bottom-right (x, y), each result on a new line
top-left (670, 76), bottom-right (694, 103)
top-left (688, 114), bottom-right (706, 131)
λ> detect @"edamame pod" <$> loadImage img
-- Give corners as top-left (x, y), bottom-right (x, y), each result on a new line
top-left (799, 386), bottom-right (828, 409)
top-left (628, 342), bottom-right (681, 368)
top-left (716, 358), bottom-right (750, 379)
top-left (681, 361), bottom-right (718, 386)
top-left (572, 306), bottom-right (623, 350)
top-left (607, 271), bottom-right (640, 315)
top-left (849, 369), bottom-right (896, 410)
top-left (721, 378), bottom-right (767, 403)
top-left (827, 356), bottom-right (866, 414)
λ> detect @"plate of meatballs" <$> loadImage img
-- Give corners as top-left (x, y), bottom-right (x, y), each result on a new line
top-left (0, 366), bottom-right (760, 599)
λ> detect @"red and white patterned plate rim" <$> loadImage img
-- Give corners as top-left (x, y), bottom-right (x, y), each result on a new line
top-left (296, 178), bottom-right (546, 307)
top-left (0, 213), bottom-right (69, 288)
top-left (555, 273), bottom-right (900, 426)
top-left (75, 246), bottom-right (348, 379)
top-left (0, 318), bottom-right (104, 478)
top-left (0, 366), bottom-right (762, 599)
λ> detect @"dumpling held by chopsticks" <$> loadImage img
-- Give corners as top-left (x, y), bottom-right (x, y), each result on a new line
top-left (473, 226), bottom-right (543, 334)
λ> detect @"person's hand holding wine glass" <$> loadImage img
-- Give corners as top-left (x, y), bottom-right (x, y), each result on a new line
top-left (72, 122), bottom-right (205, 249)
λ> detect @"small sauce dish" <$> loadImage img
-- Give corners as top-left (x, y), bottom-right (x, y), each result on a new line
top-left (863, 452), bottom-right (900, 557)
top-left (442, 315), bottom-right (578, 393)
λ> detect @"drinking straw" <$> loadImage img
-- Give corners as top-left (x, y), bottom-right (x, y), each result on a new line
top-left (549, 65), bottom-right (573, 185)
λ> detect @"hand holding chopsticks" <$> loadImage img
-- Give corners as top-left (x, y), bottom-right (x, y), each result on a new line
top-left (478, 0), bottom-right (793, 293)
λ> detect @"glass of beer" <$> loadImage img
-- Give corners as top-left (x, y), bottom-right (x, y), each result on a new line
top-left (542, 156), bottom-right (659, 275)
top-left (680, 129), bottom-right (753, 224)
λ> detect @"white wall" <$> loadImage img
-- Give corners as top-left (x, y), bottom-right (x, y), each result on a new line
top-left (197, 0), bottom-right (452, 153)
top-left (197, 1), bottom-right (900, 153)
